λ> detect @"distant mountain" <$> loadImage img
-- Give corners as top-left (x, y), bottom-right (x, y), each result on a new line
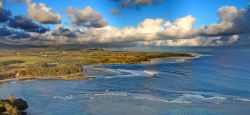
top-left (0, 43), bottom-right (46, 49)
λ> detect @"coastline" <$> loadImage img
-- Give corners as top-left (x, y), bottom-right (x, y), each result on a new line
top-left (0, 54), bottom-right (197, 84)
top-left (0, 46), bottom-right (197, 84)
top-left (0, 75), bottom-right (94, 84)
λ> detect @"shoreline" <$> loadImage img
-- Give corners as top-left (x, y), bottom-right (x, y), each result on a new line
top-left (0, 53), bottom-right (196, 84)
top-left (82, 53), bottom-right (198, 67)
top-left (0, 75), bottom-right (95, 84)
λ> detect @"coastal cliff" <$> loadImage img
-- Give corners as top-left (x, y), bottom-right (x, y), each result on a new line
top-left (0, 95), bottom-right (28, 115)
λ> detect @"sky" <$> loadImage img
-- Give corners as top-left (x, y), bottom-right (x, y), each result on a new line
top-left (0, 0), bottom-right (250, 47)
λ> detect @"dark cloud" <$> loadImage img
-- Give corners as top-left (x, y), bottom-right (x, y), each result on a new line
top-left (0, 9), bottom-right (12, 22)
top-left (196, 6), bottom-right (250, 36)
top-left (67, 6), bottom-right (107, 28)
top-left (0, 27), bottom-right (12, 36)
top-left (110, 0), bottom-right (163, 15)
top-left (0, 27), bottom-right (30, 39)
top-left (52, 26), bottom-right (80, 38)
top-left (12, 30), bottom-right (30, 38)
top-left (8, 15), bottom-right (49, 33)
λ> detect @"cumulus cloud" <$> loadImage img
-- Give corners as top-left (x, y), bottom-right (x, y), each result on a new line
top-left (1, 1), bottom-right (248, 47)
top-left (0, 0), bottom-right (50, 34)
top-left (196, 6), bottom-right (250, 36)
top-left (25, 0), bottom-right (61, 24)
top-left (138, 18), bottom-right (164, 34)
top-left (0, 14), bottom-right (241, 46)
top-left (0, 0), bottom-right (12, 23)
top-left (52, 25), bottom-right (80, 38)
top-left (67, 6), bottom-right (107, 28)
top-left (8, 15), bottom-right (49, 33)
top-left (0, 27), bottom-right (12, 37)
top-left (161, 15), bottom-right (196, 38)
top-left (138, 35), bottom-right (240, 47)
top-left (0, 9), bottom-right (11, 23)
top-left (0, 27), bottom-right (30, 40)
top-left (111, 0), bottom-right (163, 15)
top-left (9, 0), bottom-right (61, 24)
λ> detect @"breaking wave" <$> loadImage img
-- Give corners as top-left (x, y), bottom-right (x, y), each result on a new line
top-left (53, 95), bottom-right (73, 101)
top-left (82, 91), bottom-right (224, 104)
top-left (143, 70), bottom-right (158, 77)
top-left (83, 66), bottom-right (159, 78)
top-left (234, 98), bottom-right (250, 102)
top-left (172, 93), bottom-right (226, 104)
top-left (84, 91), bottom-right (170, 103)
top-left (81, 90), bottom-right (250, 104)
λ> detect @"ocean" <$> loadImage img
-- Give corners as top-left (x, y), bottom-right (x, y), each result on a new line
top-left (0, 47), bottom-right (250, 115)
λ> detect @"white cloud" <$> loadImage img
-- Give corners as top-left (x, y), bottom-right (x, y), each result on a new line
top-left (228, 35), bottom-right (239, 44)
top-left (26, 0), bottom-right (61, 24)
top-left (196, 6), bottom-right (250, 35)
top-left (0, 15), bottom-right (241, 47)
top-left (163, 15), bottom-right (196, 38)
top-left (1, 1), bottom-right (248, 47)
top-left (137, 35), bottom-right (240, 47)
top-left (138, 18), bottom-right (164, 34)
top-left (67, 6), bottom-right (107, 28)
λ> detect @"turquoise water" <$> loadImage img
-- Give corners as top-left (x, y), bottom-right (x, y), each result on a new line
top-left (0, 48), bottom-right (250, 115)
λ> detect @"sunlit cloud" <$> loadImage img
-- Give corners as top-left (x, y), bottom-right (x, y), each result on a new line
top-left (67, 6), bottom-right (107, 28)
top-left (26, 0), bottom-right (61, 24)
top-left (195, 6), bottom-right (250, 36)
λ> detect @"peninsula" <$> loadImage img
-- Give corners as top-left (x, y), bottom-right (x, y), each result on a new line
top-left (0, 47), bottom-right (193, 82)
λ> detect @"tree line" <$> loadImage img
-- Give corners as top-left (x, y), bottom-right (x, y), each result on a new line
top-left (18, 65), bottom-right (83, 78)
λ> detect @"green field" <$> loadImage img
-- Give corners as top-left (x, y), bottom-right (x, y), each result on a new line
top-left (0, 48), bottom-right (193, 81)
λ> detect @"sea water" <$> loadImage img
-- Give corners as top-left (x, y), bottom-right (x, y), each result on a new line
top-left (0, 47), bottom-right (250, 115)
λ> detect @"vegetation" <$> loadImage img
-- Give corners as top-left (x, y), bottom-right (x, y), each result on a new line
top-left (18, 65), bottom-right (83, 78)
top-left (0, 95), bottom-right (28, 115)
top-left (0, 47), bottom-right (193, 81)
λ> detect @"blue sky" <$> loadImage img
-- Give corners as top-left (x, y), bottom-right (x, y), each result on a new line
top-left (3, 0), bottom-right (249, 28)
top-left (1, 0), bottom-right (249, 47)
